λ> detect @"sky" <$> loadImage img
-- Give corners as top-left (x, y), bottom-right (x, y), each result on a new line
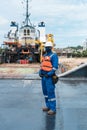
top-left (0, 0), bottom-right (87, 48)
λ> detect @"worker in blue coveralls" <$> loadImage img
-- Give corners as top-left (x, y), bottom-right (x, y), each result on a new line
top-left (39, 41), bottom-right (58, 115)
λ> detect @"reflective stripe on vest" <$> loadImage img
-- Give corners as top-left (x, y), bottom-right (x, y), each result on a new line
top-left (48, 98), bottom-right (56, 101)
top-left (41, 54), bottom-right (53, 71)
top-left (44, 95), bottom-right (48, 98)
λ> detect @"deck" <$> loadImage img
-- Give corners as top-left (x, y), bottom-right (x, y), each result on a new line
top-left (0, 79), bottom-right (87, 130)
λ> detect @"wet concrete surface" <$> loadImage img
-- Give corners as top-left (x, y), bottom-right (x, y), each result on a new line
top-left (0, 79), bottom-right (87, 130)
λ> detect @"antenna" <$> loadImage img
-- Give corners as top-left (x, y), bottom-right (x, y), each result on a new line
top-left (22, 0), bottom-right (32, 26)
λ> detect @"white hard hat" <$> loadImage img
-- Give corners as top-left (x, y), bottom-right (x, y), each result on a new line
top-left (45, 41), bottom-right (53, 47)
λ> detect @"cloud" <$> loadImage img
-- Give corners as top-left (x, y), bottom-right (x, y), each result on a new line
top-left (0, 0), bottom-right (87, 47)
top-left (30, 1), bottom-right (87, 36)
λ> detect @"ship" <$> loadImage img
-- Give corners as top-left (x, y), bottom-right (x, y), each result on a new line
top-left (2, 0), bottom-right (54, 63)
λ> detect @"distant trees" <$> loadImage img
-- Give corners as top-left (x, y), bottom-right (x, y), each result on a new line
top-left (0, 47), bottom-right (5, 55)
top-left (76, 45), bottom-right (83, 50)
top-left (0, 47), bottom-right (2, 54)
top-left (69, 45), bottom-right (83, 50)
top-left (72, 50), bottom-right (87, 57)
top-left (82, 50), bottom-right (87, 57)
top-left (65, 45), bottom-right (87, 57)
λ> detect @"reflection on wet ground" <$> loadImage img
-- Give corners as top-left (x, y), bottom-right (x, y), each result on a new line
top-left (0, 79), bottom-right (87, 130)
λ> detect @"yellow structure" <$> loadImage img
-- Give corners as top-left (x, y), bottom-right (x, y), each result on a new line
top-left (46, 34), bottom-right (54, 46)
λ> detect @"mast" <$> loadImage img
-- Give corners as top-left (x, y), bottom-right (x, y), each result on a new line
top-left (25, 0), bottom-right (32, 26)
top-left (26, 0), bottom-right (28, 25)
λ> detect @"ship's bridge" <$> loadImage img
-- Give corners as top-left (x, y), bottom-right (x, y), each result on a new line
top-left (19, 25), bottom-right (36, 46)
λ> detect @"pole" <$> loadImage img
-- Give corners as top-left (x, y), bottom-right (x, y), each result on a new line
top-left (40, 42), bottom-right (43, 62)
top-left (26, 0), bottom-right (28, 25)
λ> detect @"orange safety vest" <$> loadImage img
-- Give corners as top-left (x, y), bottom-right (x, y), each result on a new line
top-left (41, 55), bottom-right (53, 71)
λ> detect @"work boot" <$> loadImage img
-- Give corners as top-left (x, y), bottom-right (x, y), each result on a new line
top-left (47, 110), bottom-right (56, 115)
top-left (42, 107), bottom-right (50, 112)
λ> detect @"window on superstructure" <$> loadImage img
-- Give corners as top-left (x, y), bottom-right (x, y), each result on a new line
top-left (27, 29), bottom-right (30, 35)
top-left (24, 29), bottom-right (26, 35)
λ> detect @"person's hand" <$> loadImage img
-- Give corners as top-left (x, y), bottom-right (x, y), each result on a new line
top-left (39, 74), bottom-right (43, 77)
top-left (39, 70), bottom-right (43, 77)
top-left (47, 70), bottom-right (55, 76)
top-left (45, 74), bottom-right (49, 78)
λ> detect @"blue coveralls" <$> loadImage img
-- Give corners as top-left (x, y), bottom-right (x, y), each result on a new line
top-left (39, 51), bottom-right (58, 112)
